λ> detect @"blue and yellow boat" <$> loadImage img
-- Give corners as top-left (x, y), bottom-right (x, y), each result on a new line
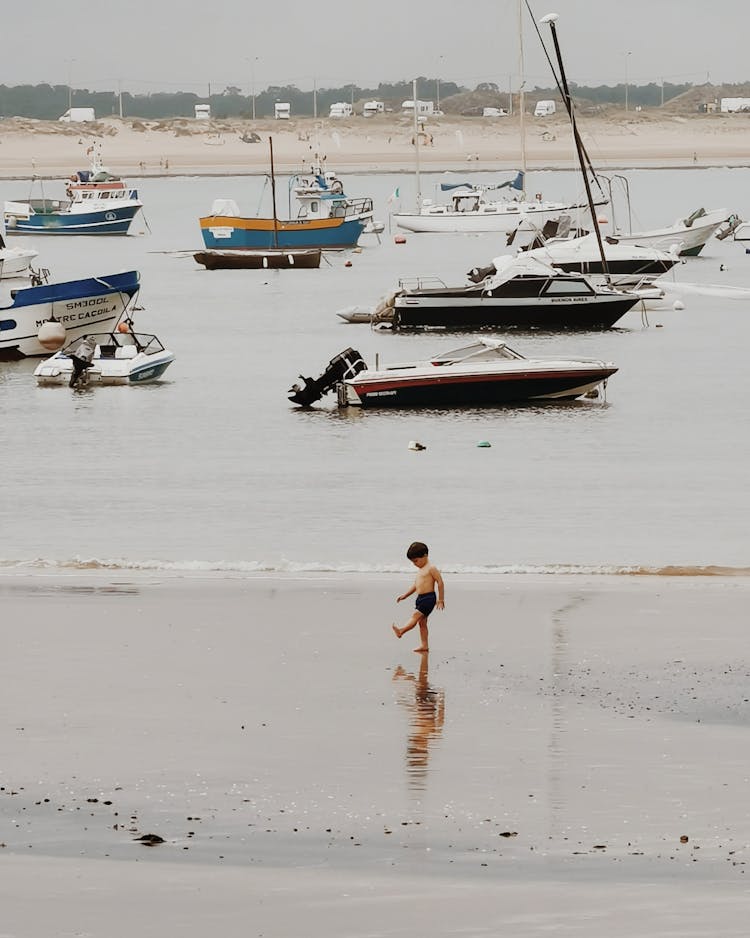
top-left (199, 137), bottom-right (374, 251)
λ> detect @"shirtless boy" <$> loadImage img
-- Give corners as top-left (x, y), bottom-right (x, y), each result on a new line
top-left (392, 542), bottom-right (445, 652)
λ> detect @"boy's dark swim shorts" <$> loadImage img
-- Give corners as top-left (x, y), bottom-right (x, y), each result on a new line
top-left (415, 591), bottom-right (437, 617)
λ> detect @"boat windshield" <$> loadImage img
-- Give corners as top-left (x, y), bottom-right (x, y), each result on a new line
top-left (430, 341), bottom-right (524, 365)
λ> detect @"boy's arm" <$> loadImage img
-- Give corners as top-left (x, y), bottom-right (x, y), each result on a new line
top-left (397, 583), bottom-right (416, 603)
top-left (433, 567), bottom-right (445, 609)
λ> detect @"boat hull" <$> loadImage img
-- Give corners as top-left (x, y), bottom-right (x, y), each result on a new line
top-left (393, 293), bottom-right (639, 331)
top-left (347, 368), bottom-right (616, 407)
top-left (199, 214), bottom-right (367, 250)
top-left (194, 248), bottom-right (321, 269)
top-left (393, 199), bottom-right (606, 234)
top-left (4, 204), bottom-right (141, 235)
top-left (0, 271), bottom-right (141, 359)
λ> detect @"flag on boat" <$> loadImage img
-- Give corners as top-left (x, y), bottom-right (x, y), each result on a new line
top-left (387, 186), bottom-right (400, 204)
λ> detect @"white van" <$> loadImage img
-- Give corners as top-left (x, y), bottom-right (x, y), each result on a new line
top-left (363, 100), bottom-right (384, 117)
top-left (59, 107), bottom-right (95, 123)
top-left (534, 100), bottom-right (556, 117)
top-left (274, 102), bottom-right (291, 119)
top-left (194, 104), bottom-right (211, 119)
top-left (329, 102), bottom-right (353, 118)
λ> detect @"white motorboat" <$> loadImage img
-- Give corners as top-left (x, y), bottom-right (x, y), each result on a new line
top-left (733, 221), bottom-right (750, 244)
top-left (612, 208), bottom-right (741, 257)
top-left (496, 230), bottom-right (679, 284)
top-left (289, 339), bottom-right (617, 409)
top-left (34, 320), bottom-right (174, 387)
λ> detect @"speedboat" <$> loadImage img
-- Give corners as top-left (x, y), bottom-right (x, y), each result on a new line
top-left (386, 255), bottom-right (642, 331)
top-left (615, 208), bottom-right (741, 256)
top-left (0, 269), bottom-right (141, 359)
top-left (34, 320), bottom-right (174, 386)
top-left (288, 339), bottom-right (617, 409)
top-left (3, 147), bottom-right (142, 236)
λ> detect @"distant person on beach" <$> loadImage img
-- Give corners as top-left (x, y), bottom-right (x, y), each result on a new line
top-left (392, 542), bottom-right (444, 652)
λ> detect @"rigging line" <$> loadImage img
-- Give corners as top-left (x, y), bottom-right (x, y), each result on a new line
top-left (522, 0), bottom-right (606, 199)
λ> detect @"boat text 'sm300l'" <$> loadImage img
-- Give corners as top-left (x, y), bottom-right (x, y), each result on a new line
top-left (0, 270), bottom-right (141, 359)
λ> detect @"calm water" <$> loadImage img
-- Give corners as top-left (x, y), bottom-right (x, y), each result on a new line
top-left (1, 167), bottom-right (749, 572)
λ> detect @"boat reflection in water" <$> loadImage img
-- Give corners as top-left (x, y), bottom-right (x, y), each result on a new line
top-left (392, 656), bottom-right (445, 792)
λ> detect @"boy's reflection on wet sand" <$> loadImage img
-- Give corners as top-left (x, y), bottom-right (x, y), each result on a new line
top-left (392, 654), bottom-right (445, 792)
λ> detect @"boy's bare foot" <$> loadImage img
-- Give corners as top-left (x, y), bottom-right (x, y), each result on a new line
top-left (392, 624), bottom-right (402, 638)
top-left (413, 646), bottom-right (429, 653)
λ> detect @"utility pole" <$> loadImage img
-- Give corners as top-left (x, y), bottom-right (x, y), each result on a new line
top-left (118, 79), bottom-right (123, 119)
top-left (624, 51), bottom-right (632, 111)
top-left (313, 78), bottom-right (317, 119)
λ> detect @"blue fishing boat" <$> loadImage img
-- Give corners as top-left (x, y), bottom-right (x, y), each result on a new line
top-left (0, 269), bottom-right (141, 359)
top-left (199, 137), bottom-right (373, 251)
top-left (3, 148), bottom-right (142, 236)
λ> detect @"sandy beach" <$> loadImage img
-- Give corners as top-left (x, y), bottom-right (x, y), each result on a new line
top-left (2, 571), bottom-right (749, 936)
top-left (1, 112), bottom-right (750, 179)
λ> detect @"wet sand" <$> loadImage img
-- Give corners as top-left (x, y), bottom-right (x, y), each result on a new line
top-left (1, 113), bottom-right (750, 178)
top-left (1, 571), bottom-right (749, 936)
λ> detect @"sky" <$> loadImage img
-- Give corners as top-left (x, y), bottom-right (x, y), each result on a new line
top-left (2, 0), bottom-right (747, 95)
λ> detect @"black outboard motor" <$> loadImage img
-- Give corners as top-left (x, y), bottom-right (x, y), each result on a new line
top-left (289, 348), bottom-right (367, 406)
top-left (69, 335), bottom-right (97, 389)
top-left (466, 263), bottom-right (497, 284)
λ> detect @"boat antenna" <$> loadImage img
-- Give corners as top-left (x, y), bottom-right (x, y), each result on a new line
top-left (539, 13), bottom-right (611, 284)
top-left (517, 0), bottom-right (527, 191)
top-left (268, 136), bottom-right (279, 249)
top-left (412, 78), bottom-right (422, 212)
top-left (525, 0), bottom-right (605, 199)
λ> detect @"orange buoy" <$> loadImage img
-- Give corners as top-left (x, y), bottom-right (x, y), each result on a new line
top-left (116, 321), bottom-right (130, 334)
top-left (394, 235), bottom-right (407, 244)
top-left (345, 260), bottom-right (353, 267)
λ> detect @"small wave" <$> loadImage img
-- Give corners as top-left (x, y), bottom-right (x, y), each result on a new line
top-left (0, 558), bottom-right (748, 577)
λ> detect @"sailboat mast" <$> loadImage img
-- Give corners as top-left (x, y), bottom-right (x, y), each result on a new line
top-left (269, 136), bottom-right (280, 249)
top-left (413, 78), bottom-right (422, 212)
top-left (518, 0), bottom-right (527, 189)
top-left (541, 13), bottom-right (610, 283)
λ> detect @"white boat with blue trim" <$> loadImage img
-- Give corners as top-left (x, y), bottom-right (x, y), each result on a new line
top-left (34, 319), bottom-right (174, 387)
top-left (0, 269), bottom-right (141, 359)
top-left (3, 148), bottom-right (142, 236)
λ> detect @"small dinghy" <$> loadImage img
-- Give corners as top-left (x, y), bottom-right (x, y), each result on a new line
top-left (194, 247), bottom-right (321, 270)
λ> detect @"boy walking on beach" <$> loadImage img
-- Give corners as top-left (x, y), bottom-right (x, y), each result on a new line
top-left (392, 542), bottom-right (445, 652)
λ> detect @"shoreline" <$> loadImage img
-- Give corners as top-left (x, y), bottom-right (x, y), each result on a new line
top-left (1, 114), bottom-right (750, 179)
top-left (2, 569), bottom-right (750, 935)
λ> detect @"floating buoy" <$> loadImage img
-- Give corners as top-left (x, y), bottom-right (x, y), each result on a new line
top-left (344, 260), bottom-right (353, 267)
top-left (394, 235), bottom-right (407, 244)
top-left (477, 440), bottom-right (491, 448)
top-left (408, 440), bottom-right (426, 451)
top-left (597, 215), bottom-right (609, 225)
top-left (6, 215), bottom-right (17, 229)
top-left (672, 300), bottom-right (685, 311)
top-left (37, 319), bottom-right (66, 351)
top-left (116, 321), bottom-right (130, 334)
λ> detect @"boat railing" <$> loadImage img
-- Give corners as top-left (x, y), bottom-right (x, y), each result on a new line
top-left (335, 198), bottom-right (373, 218)
top-left (398, 275), bottom-right (449, 291)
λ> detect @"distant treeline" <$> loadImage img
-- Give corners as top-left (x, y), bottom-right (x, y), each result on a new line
top-left (0, 79), bottom-right (704, 120)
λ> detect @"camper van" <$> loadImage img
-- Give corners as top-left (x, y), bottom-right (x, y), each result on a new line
top-left (720, 97), bottom-right (750, 113)
top-left (274, 102), bottom-right (291, 120)
top-left (534, 100), bottom-right (556, 117)
top-left (329, 102), bottom-right (353, 118)
top-left (59, 108), bottom-right (95, 123)
top-left (194, 104), bottom-right (211, 120)
top-left (363, 100), bottom-right (385, 118)
top-left (402, 100), bottom-right (435, 117)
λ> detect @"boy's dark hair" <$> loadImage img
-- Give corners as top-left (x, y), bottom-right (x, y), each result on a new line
top-left (406, 541), bottom-right (429, 560)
